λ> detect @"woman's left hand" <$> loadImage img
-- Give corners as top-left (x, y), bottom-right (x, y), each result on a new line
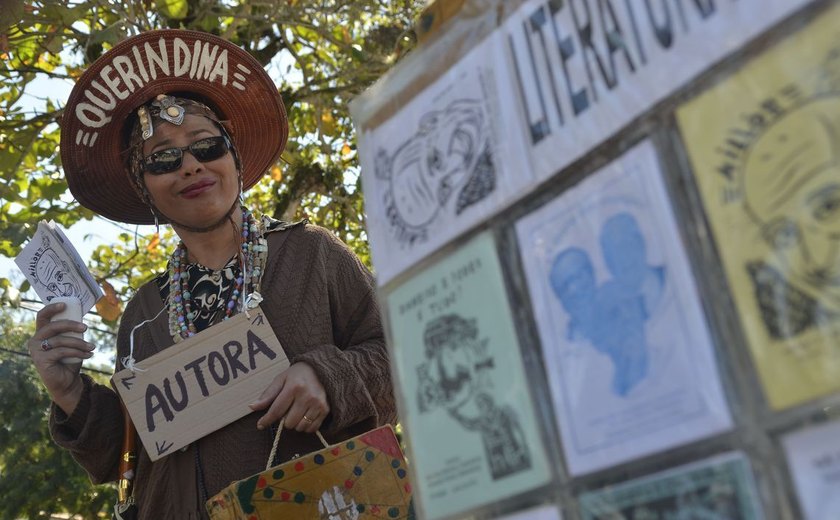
top-left (249, 362), bottom-right (329, 433)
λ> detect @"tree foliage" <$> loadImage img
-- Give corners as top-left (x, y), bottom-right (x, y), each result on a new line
top-left (1, 0), bottom-right (424, 305)
top-left (0, 310), bottom-right (116, 520)
top-left (0, 1), bottom-right (425, 517)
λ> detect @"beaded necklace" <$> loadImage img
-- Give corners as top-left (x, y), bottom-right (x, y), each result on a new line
top-left (167, 207), bottom-right (269, 341)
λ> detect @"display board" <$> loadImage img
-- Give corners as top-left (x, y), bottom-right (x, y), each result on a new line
top-left (350, 0), bottom-right (838, 518)
top-left (357, 0), bottom-right (812, 287)
top-left (385, 232), bottom-right (551, 519)
top-left (676, 3), bottom-right (840, 409)
top-left (516, 140), bottom-right (732, 476)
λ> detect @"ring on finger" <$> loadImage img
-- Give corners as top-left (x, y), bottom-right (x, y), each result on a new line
top-left (40, 339), bottom-right (52, 351)
top-left (302, 414), bottom-right (315, 423)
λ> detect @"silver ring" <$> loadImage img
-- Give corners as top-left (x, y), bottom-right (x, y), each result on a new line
top-left (302, 414), bottom-right (314, 423)
top-left (40, 339), bottom-right (51, 351)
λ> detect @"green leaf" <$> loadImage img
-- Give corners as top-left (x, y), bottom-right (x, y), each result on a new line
top-left (0, 0), bottom-right (24, 33)
top-left (156, 0), bottom-right (189, 20)
top-left (88, 23), bottom-right (126, 47)
top-left (45, 33), bottom-right (64, 55)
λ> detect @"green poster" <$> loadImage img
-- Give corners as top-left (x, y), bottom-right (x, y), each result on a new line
top-left (579, 452), bottom-right (762, 519)
top-left (386, 232), bottom-right (551, 520)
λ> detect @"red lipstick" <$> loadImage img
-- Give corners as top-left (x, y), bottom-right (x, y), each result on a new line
top-left (180, 179), bottom-right (215, 199)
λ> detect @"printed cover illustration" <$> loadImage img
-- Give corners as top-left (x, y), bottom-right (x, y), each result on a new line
top-left (516, 141), bottom-right (731, 476)
top-left (359, 31), bottom-right (534, 285)
top-left (386, 232), bottom-right (550, 519)
top-left (206, 426), bottom-right (413, 520)
top-left (14, 220), bottom-right (103, 313)
top-left (676, 3), bottom-right (840, 409)
top-left (416, 314), bottom-right (531, 480)
top-left (579, 452), bottom-right (763, 519)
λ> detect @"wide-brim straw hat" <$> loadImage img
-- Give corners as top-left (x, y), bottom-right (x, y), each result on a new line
top-left (60, 29), bottom-right (287, 224)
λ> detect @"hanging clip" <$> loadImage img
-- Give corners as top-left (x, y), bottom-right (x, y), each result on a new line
top-left (244, 291), bottom-right (263, 319)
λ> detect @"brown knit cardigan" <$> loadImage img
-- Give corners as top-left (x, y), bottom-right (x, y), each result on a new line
top-left (49, 222), bottom-right (397, 519)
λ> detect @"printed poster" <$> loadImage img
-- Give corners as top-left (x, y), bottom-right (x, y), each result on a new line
top-left (579, 452), bottom-right (763, 519)
top-left (501, 0), bottom-right (811, 183)
top-left (500, 504), bottom-right (563, 520)
top-left (358, 30), bottom-right (534, 286)
top-left (386, 232), bottom-right (550, 519)
top-left (676, 4), bottom-right (840, 409)
top-left (516, 141), bottom-right (732, 476)
top-left (781, 420), bottom-right (840, 520)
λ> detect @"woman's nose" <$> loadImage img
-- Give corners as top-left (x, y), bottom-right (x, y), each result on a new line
top-left (179, 150), bottom-right (203, 176)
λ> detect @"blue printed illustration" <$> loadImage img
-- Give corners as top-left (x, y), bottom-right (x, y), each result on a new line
top-left (549, 213), bottom-right (666, 396)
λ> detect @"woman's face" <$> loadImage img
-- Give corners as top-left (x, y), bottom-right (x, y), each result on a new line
top-left (141, 114), bottom-right (239, 229)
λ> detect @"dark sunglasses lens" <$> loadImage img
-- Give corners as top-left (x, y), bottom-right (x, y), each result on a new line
top-left (143, 136), bottom-right (229, 174)
top-left (190, 137), bottom-right (228, 161)
top-left (145, 149), bottom-right (182, 174)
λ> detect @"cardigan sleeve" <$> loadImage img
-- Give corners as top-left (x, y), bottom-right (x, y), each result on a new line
top-left (289, 229), bottom-right (397, 435)
top-left (49, 373), bottom-right (124, 484)
top-left (48, 288), bottom-right (153, 485)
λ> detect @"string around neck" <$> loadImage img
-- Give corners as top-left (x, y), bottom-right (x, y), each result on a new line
top-left (124, 303), bottom-right (168, 373)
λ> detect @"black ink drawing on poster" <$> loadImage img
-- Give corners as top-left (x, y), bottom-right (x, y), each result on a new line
top-left (737, 94), bottom-right (840, 340)
top-left (415, 314), bottom-right (531, 480)
top-left (374, 99), bottom-right (496, 247)
top-left (550, 212), bottom-right (666, 397)
top-left (675, 14), bottom-right (840, 409)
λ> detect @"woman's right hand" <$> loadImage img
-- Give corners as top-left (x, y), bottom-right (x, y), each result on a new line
top-left (27, 301), bottom-right (95, 416)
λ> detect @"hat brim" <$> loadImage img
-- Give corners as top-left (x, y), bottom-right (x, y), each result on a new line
top-left (60, 29), bottom-right (287, 224)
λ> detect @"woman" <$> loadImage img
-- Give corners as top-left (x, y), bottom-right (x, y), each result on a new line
top-left (26, 29), bottom-right (396, 519)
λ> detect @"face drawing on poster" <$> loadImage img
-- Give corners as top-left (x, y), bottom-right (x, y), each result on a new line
top-left (26, 235), bottom-right (83, 301)
top-left (550, 213), bottom-right (666, 396)
top-left (517, 140), bottom-right (732, 475)
top-left (375, 99), bottom-right (496, 246)
top-left (415, 314), bottom-right (531, 480)
top-left (739, 96), bottom-right (840, 339)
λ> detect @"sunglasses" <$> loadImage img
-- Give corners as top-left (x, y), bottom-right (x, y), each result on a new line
top-left (143, 135), bottom-right (232, 175)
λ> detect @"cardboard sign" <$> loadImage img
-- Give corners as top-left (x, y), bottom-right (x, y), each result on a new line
top-left (113, 306), bottom-right (289, 461)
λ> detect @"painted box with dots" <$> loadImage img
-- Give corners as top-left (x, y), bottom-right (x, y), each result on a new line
top-left (206, 425), bottom-right (415, 520)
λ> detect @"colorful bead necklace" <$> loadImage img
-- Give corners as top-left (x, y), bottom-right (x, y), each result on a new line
top-left (167, 207), bottom-right (269, 341)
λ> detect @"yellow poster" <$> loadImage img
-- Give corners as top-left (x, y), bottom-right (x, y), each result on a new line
top-left (677, 5), bottom-right (840, 410)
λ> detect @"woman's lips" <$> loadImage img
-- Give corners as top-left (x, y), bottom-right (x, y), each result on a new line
top-left (180, 179), bottom-right (215, 199)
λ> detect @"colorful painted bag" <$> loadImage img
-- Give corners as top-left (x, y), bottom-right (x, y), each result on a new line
top-left (206, 424), bottom-right (414, 519)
